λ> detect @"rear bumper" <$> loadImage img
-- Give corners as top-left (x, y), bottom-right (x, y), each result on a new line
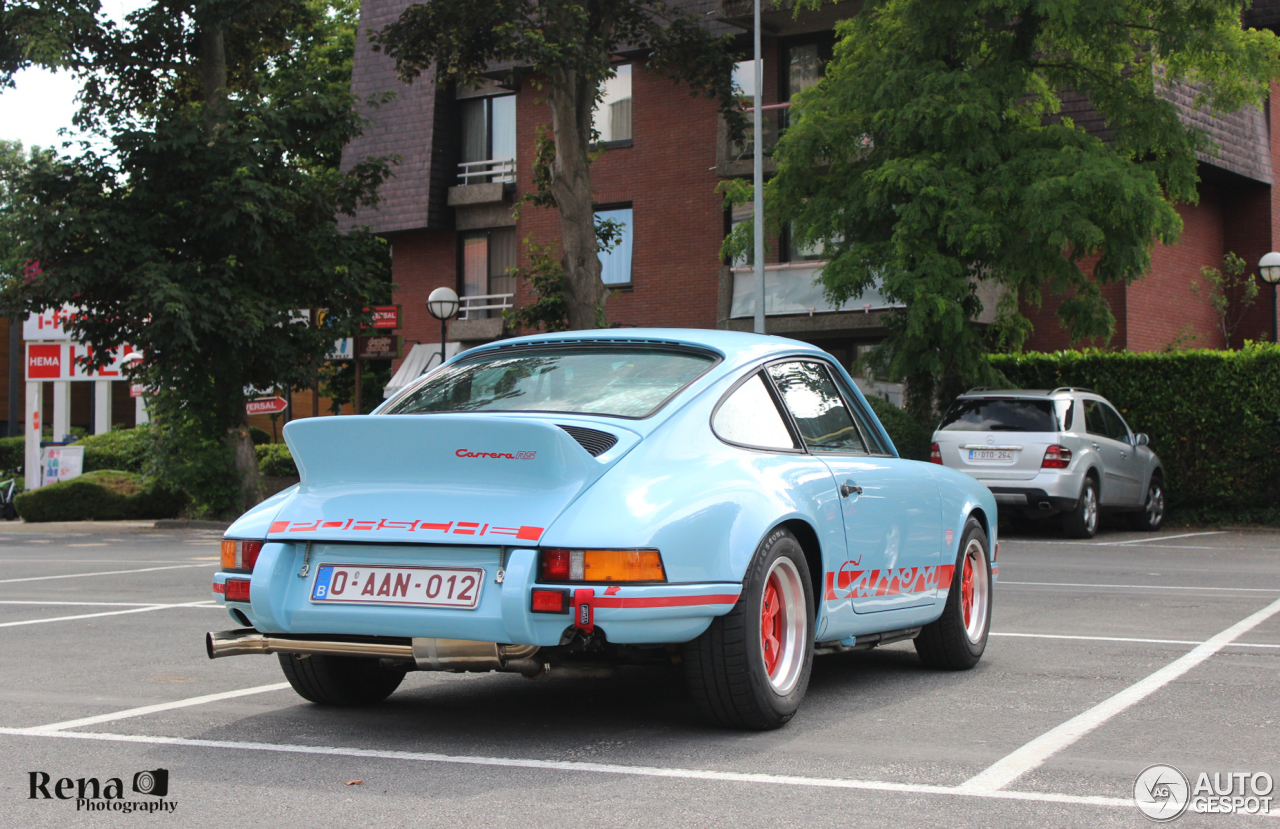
top-left (211, 542), bottom-right (740, 646)
top-left (986, 487), bottom-right (1078, 512)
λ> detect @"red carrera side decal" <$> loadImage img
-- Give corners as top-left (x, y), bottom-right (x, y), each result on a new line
top-left (824, 564), bottom-right (956, 601)
top-left (265, 519), bottom-right (544, 541)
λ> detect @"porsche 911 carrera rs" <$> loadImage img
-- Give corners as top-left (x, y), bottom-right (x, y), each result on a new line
top-left (208, 329), bottom-right (997, 729)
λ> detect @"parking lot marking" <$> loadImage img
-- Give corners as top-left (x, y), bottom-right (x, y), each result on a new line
top-left (1099, 531), bottom-right (1227, 545)
top-left (1000, 580), bottom-right (1280, 593)
top-left (0, 727), bottom-right (1140, 811)
top-left (25, 683), bottom-right (293, 732)
top-left (960, 596), bottom-right (1280, 795)
top-left (990, 632), bottom-right (1280, 648)
top-left (0, 600), bottom-right (216, 628)
top-left (0, 562), bottom-right (214, 584)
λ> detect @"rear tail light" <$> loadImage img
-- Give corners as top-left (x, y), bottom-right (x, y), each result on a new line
top-left (220, 539), bottom-right (264, 571)
top-left (530, 588), bottom-right (569, 613)
top-left (538, 548), bottom-right (666, 583)
top-left (1041, 445), bottom-right (1072, 469)
top-left (929, 443), bottom-right (943, 464)
top-left (224, 578), bottom-right (251, 602)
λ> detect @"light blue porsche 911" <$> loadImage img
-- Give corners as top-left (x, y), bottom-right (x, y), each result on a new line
top-left (208, 329), bottom-right (997, 729)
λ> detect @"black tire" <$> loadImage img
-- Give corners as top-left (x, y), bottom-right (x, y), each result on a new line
top-left (1062, 474), bottom-right (1099, 539)
top-left (915, 518), bottom-right (991, 670)
top-left (1130, 475), bottom-right (1165, 531)
top-left (683, 527), bottom-right (814, 730)
top-left (278, 653), bottom-right (406, 706)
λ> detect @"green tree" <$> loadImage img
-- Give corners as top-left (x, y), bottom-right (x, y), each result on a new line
top-left (4, 1), bottom-right (392, 513)
top-left (1191, 251), bottom-right (1258, 347)
top-left (0, 139), bottom-right (28, 287)
top-left (374, 0), bottom-right (743, 331)
top-left (753, 0), bottom-right (1280, 420)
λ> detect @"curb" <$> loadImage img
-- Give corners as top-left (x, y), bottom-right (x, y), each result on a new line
top-left (153, 519), bottom-right (233, 531)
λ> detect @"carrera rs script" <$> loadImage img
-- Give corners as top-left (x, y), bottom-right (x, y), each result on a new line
top-left (455, 449), bottom-right (537, 459)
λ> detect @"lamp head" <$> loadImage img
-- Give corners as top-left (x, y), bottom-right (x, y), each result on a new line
top-left (427, 287), bottom-right (460, 320)
top-left (1259, 252), bottom-right (1280, 285)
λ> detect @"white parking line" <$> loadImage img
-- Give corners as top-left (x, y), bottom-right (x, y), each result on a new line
top-left (0, 601), bottom-right (217, 628)
top-left (24, 683), bottom-right (292, 732)
top-left (960, 596), bottom-right (1280, 795)
top-left (0, 563), bottom-right (214, 584)
top-left (0, 727), bottom-right (1138, 811)
top-left (990, 632), bottom-right (1280, 648)
top-left (1099, 532), bottom-right (1228, 545)
top-left (0, 600), bottom-right (217, 607)
top-left (999, 580), bottom-right (1280, 593)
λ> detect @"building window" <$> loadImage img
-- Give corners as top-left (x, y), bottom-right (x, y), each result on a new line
top-left (593, 64), bottom-right (632, 144)
top-left (459, 228), bottom-right (517, 318)
top-left (596, 207), bottom-right (633, 285)
top-left (459, 94), bottom-right (516, 184)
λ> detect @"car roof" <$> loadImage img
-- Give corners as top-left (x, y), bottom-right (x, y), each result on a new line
top-left (956, 388), bottom-right (1091, 399)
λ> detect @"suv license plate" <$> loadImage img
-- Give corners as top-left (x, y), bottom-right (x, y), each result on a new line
top-left (310, 564), bottom-right (483, 609)
top-left (968, 449), bottom-right (1014, 461)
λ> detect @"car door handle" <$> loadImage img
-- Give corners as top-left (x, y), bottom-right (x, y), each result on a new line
top-left (1091, 442), bottom-right (1100, 450)
top-left (840, 483), bottom-right (862, 498)
top-left (1120, 452), bottom-right (1127, 459)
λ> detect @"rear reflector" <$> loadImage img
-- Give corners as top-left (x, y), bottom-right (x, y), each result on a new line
top-left (1041, 445), bottom-right (1072, 469)
top-left (221, 539), bottom-right (264, 571)
top-left (212, 581), bottom-right (226, 594)
top-left (539, 548), bottom-right (666, 583)
top-left (929, 443), bottom-right (943, 464)
top-left (224, 579), bottom-right (251, 603)
top-left (530, 588), bottom-right (569, 613)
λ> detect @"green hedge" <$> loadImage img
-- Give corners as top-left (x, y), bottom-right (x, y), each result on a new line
top-left (14, 470), bottom-right (185, 522)
top-left (79, 426), bottom-right (150, 473)
top-left (990, 344), bottom-right (1280, 522)
top-left (0, 435), bottom-right (22, 471)
top-left (866, 395), bottom-right (933, 462)
top-left (256, 443), bottom-right (298, 478)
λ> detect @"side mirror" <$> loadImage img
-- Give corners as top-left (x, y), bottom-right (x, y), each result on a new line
top-left (1134, 433), bottom-right (1149, 447)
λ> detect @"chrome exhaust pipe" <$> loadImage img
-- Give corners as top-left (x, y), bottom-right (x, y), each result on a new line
top-left (206, 629), bottom-right (542, 676)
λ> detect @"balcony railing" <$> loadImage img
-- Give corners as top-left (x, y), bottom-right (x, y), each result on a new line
top-left (726, 102), bottom-right (791, 161)
top-left (458, 293), bottom-right (515, 321)
top-left (457, 158), bottom-right (516, 185)
top-left (729, 262), bottom-right (900, 318)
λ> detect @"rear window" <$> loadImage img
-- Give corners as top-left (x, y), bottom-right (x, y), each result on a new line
top-left (938, 398), bottom-right (1059, 432)
top-left (383, 346), bottom-right (717, 419)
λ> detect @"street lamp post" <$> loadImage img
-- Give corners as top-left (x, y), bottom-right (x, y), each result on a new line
top-left (426, 287), bottom-right (460, 371)
top-left (1258, 252), bottom-right (1280, 343)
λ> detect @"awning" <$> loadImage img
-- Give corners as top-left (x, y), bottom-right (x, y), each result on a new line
top-left (383, 342), bottom-right (461, 399)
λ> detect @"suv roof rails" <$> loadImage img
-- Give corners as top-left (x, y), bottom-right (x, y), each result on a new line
top-left (963, 386), bottom-right (999, 394)
top-left (1050, 386), bottom-right (1095, 395)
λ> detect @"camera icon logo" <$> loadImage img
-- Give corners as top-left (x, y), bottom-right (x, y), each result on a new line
top-left (131, 769), bottom-right (169, 798)
top-left (1134, 764), bottom-right (1189, 821)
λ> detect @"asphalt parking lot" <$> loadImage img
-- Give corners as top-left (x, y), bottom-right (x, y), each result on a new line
top-left (0, 521), bottom-right (1276, 827)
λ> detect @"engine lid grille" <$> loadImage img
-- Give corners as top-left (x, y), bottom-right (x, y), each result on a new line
top-left (557, 425), bottom-right (619, 457)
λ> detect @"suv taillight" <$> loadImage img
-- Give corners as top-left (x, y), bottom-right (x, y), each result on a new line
top-left (1042, 445), bottom-right (1072, 469)
top-left (929, 443), bottom-right (943, 464)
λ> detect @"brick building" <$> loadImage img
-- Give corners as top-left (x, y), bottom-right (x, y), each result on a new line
top-left (339, 0), bottom-right (1280, 404)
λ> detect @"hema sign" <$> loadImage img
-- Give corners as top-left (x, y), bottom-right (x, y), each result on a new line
top-left (25, 343), bottom-right (137, 381)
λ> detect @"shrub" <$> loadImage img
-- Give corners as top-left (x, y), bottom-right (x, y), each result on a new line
top-left (250, 426), bottom-right (272, 446)
top-left (14, 470), bottom-right (185, 522)
top-left (866, 395), bottom-right (933, 462)
top-left (78, 425), bottom-right (150, 473)
top-left (147, 413), bottom-right (241, 519)
top-left (0, 436), bottom-right (21, 471)
top-left (989, 343), bottom-right (1280, 523)
top-left (256, 443), bottom-right (298, 478)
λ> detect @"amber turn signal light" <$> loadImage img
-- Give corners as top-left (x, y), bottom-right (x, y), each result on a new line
top-left (221, 539), bottom-right (263, 571)
top-left (538, 548), bottom-right (666, 583)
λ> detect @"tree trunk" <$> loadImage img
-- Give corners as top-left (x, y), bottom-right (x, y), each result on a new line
top-left (226, 420), bottom-right (262, 513)
top-left (545, 70), bottom-right (607, 331)
top-left (195, 17), bottom-right (227, 132)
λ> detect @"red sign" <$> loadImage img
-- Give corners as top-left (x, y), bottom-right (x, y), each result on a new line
top-left (129, 384), bottom-right (147, 398)
top-left (246, 397), bottom-right (289, 416)
top-left (27, 344), bottom-right (62, 379)
top-left (366, 306), bottom-right (401, 330)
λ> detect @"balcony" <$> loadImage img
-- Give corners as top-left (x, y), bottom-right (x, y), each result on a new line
top-left (457, 158), bottom-right (515, 186)
top-left (729, 262), bottom-right (899, 318)
top-left (448, 293), bottom-right (515, 343)
top-left (448, 160), bottom-right (517, 231)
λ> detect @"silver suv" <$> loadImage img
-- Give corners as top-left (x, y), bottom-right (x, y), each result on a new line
top-left (929, 388), bottom-right (1164, 538)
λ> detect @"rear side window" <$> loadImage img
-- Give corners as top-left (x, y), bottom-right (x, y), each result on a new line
top-left (1101, 404), bottom-right (1131, 444)
top-left (713, 373), bottom-right (797, 450)
top-left (767, 361), bottom-right (868, 453)
top-left (1083, 400), bottom-right (1108, 436)
top-left (938, 399), bottom-right (1058, 432)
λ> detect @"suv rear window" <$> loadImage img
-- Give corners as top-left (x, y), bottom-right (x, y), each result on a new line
top-left (938, 398), bottom-right (1059, 432)
top-left (383, 346), bottom-right (716, 419)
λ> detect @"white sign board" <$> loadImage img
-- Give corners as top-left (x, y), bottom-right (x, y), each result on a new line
top-left (327, 338), bottom-right (354, 360)
top-left (24, 307), bottom-right (84, 341)
top-left (40, 446), bottom-right (84, 487)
